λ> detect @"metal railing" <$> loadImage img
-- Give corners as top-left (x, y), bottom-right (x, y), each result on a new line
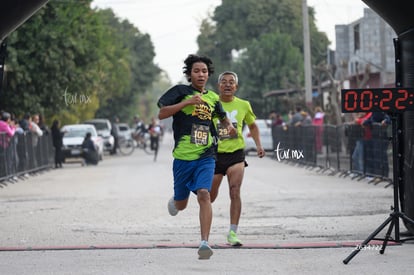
top-left (270, 124), bottom-right (393, 185)
top-left (1, 124), bottom-right (393, 186)
top-left (0, 132), bottom-right (54, 183)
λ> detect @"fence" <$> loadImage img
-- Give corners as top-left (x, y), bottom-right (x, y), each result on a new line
top-left (0, 132), bottom-right (54, 183)
top-left (1, 124), bottom-right (393, 185)
top-left (270, 123), bottom-right (393, 185)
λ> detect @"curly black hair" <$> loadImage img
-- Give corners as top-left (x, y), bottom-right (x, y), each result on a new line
top-left (182, 54), bottom-right (214, 82)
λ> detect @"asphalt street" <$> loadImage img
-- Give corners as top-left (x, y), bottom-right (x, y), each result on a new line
top-left (0, 133), bottom-right (413, 274)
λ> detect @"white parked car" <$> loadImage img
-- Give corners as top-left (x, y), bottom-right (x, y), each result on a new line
top-left (82, 118), bottom-right (114, 153)
top-left (116, 123), bottom-right (133, 141)
top-left (242, 119), bottom-right (273, 155)
top-left (61, 124), bottom-right (104, 162)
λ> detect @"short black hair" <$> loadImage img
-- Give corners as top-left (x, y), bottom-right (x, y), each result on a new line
top-left (182, 54), bottom-right (214, 82)
top-left (1, 111), bottom-right (11, 121)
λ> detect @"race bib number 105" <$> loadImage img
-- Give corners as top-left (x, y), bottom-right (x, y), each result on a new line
top-left (191, 124), bottom-right (209, 145)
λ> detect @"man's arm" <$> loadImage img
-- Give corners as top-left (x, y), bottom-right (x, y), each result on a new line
top-left (247, 122), bottom-right (265, 158)
top-left (158, 94), bottom-right (204, 120)
top-left (31, 123), bottom-right (43, 136)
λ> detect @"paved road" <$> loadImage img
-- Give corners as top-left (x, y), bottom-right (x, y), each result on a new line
top-left (0, 133), bottom-right (413, 274)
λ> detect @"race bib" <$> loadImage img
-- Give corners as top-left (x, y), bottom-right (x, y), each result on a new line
top-left (191, 124), bottom-right (209, 145)
top-left (217, 122), bottom-right (237, 140)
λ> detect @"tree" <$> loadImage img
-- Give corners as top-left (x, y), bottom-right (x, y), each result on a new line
top-left (197, 0), bottom-right (329, 114)
top-left (93, 9), bottom-right (160, 122)
top-left (1, 1), bottom-right (160, 125)
top-left (2, 0), bottom-right (104, 119)
top-left (235, 33), bottom-right (304, 117)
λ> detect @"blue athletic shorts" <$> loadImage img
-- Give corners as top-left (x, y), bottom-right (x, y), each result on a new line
top-left (172, 157), bottom-right (215, 200)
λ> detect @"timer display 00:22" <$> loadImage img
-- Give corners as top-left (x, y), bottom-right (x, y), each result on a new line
top-left (341, 88), bottom-right (414, 113)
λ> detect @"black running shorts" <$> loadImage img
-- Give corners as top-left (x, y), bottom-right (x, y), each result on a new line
top-left (214, 149), bottom-right (248, 175)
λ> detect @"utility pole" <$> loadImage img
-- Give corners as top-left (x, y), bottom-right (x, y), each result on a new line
top-left (302, 0), bottom-right (312, 108)
top-left (0, 40), bottom-right (6, 99)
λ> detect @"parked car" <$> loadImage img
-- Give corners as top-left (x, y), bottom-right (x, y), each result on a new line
top-left (116, 123), bottom-right (133, 141)
top-left (61, 124), bottom-right (104, 162)
top-left (242, 119), bottom-right (273, 155)
top-left (82, 119), bottom-right (114, 152)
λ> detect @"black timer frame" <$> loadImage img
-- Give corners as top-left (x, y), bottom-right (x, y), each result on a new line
top-left (343, 38), bottom-right (414, 264)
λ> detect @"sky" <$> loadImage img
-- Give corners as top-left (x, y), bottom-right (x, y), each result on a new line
top-left (92, 0), bottom-right (369, 83)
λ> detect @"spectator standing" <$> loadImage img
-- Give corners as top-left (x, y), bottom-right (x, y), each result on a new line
top-left (289, 107), bottom-right (303, 126)
top-left (0, 111), bottom-right (16, 177)
top-left (312, 106), bottom-right (325, 154)
top-left (362, 112), bottom-right (391, 177)
top-left (351, 112), bottom-right (372, 173)
top-left (30, 114), bottom-right (43, 168)
top-left (51, 119), bottom-right (64, 168)
top-left (38, 114), bottom-right (49, 135)
top-left (110, 116), bottom-right (119, 155)
top-left (269, 111), bottom-right (286, 151)
top-left (31, 114), bottom-right (44, 137)
top-left (295, 111), bottom-right (312, 126)
top-left (15, 114), bottom-right (30, 172)
top-left (0, 111), bottom-right (16, 147)
top-left (19, 113), bottom-right (31, 132)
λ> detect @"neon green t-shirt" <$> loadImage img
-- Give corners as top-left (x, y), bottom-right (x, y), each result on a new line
top-left (158, 85), bottom-right (227, 160)
top-left (214, 97), bottom-right (256, 153)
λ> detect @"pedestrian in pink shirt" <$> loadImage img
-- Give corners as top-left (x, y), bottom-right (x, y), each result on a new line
top-left (0, 111), bottom-right (16, 177)
top-left (0, 111), bottom-right (16, 148)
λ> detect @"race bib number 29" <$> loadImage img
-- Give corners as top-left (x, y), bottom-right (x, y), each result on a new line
top-left (218, 122), bottom-right (237, 140)
top-left (191, 124), bottom-right (209, 145)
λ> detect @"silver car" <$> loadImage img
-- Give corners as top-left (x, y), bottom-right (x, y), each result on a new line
top-left (116, 123), bottom-right (133, 140)
top-left (82, 119), bottom-right (115, 152)
top-left (242, 119), bottom-right (273, 155)
top-left (61, 124), bottom-right (104, 162)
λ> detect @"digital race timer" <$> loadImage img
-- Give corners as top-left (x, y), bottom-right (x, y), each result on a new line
top-left (341, 88), bottom-right (414, 113)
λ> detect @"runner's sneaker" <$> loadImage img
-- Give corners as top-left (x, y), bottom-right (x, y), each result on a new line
top-left (227, 230), bottom-right (242, 246)
top-left (198, 240), bottom-right (213, 260)
top-left (167, 197), bottom-right (178, 216)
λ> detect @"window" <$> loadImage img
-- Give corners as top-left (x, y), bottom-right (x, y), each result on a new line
top-left (354, 24), bottom-right (360, 52)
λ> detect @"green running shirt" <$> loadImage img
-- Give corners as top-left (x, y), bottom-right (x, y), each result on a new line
top-left (214, 97), bottom-right (256, 153)
top-left (158, 84), bottom-right (227, 160)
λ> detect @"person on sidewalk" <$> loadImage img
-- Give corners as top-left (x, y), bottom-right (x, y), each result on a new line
top-left (157, 54), bottom-right (235, 260)
top-left (51, 119), bottom-right (64, 168)
top-left (210, 71), bottom-right (265, 246)
top-left (81, 132), bottom-right (98, 166)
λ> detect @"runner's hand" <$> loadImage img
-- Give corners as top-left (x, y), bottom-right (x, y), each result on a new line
top-left (257, 146), bottom-right (265, 158)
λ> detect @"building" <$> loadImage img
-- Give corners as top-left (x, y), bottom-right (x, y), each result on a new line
top-left (334, 8), bottom-right (396, 88)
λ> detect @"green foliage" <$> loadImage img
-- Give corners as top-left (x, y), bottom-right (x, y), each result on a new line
top-left (235, 33), bottom-right (303, 117)
top-left (3, 1), bottom-right (103, 119)
top-left (0, 0), bottom-right (160, 126)
top-left (93, 9), bottom-right (160, 122)
top-left (197, 0), bottom-right (330, 115)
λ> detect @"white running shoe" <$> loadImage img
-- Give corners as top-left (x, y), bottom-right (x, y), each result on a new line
top-left (198, 240), bottom-right (213, 260)
top-left (167, 197), bottom-right (178, 216)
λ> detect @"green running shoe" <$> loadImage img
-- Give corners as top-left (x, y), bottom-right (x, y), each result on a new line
top-left (227, 230), bottom-right (242, 246)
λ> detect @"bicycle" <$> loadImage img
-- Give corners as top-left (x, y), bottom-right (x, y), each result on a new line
top-left (117, 136), bottom-right (135, 156)
top-left (134, 132), bottom-right (156, 155)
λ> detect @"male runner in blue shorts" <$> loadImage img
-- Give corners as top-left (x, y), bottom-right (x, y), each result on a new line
top-left (157, 55), bottom-right (235, 259)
